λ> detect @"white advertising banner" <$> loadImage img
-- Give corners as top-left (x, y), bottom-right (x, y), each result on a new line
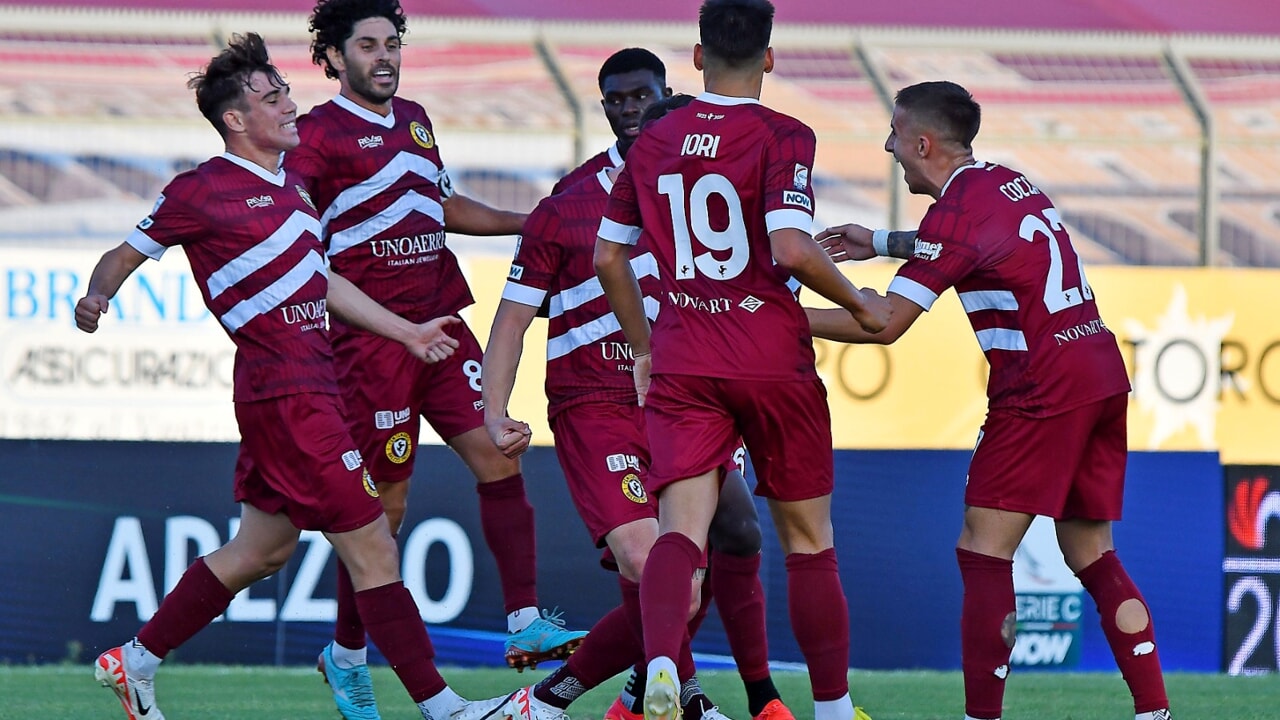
top-left (1, 246), bottom-right (240, 440)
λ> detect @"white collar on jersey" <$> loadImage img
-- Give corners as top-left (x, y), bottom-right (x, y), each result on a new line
top-left (221, 152), bottom-right (287, 186)
top-left (595, 167), bottom-right (614, 194)
top-left (940, 160), bottom-right (987, 197)
top-left (607, 142), bottom-right (623, 167)
top-left (696, 91), bottom-right (760, 106)
top-left (332, 93), bottom-right (396, 128)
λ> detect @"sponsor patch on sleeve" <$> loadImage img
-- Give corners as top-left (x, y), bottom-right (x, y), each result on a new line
top-left (508, 264), bottom-right (524, 280)
top-left (438, 167), bottom-right (454, 198)
top-left (138, 193), bottom-right (165, 230)
top-left (793, 164), bottom-right (809, 190)
top-left (782, 190), bottom-right (813, 211)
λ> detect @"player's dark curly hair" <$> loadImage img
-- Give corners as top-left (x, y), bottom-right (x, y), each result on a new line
top-left (187, 32), bottom-right (285, 139)
top-left (309, 0), bottom-right (407, 80)
top-left (699, 0), bottom-right (774, 68)
top-left (895, 81), bottom-right (982, 150)
top-left (597, 48), bottom-right (667, 91)
top-left (638, 93), bottom-right (695, 130)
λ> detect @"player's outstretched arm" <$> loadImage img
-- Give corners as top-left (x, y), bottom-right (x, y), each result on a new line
top-left (327, 271), bottom-right (460, 363)
top-left (594, 235), bottom-right (652, 406)
top-left (815, 224), bottom-right (917, 262)
top-left (771, 227), bottom-right (892, 333)
top-left (75, 242), bottom-right (149, 333)
top-left (442, 193), bottom-right (528, 236)
top-left (481, 299), bottom-right (539, 458)
top-left (804, 292), bottom-right (924, 345)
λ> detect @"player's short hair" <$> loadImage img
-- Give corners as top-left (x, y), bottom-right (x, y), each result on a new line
top-left (639, 93), bottom-right (695, 130)
top-left (894, 81), bottom-right (982, 150)
top-left (597, 48), bottom-right (667, 91)
top-left (699, 0), bottom-right (774, 68)
top-left (187, 32), bottom-right (284, 139)
top-left (309, 0), bottom-right (407, 80)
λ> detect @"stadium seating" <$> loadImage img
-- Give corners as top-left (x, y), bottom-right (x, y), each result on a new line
top-left (0, 13), bottom-right (1276, 265)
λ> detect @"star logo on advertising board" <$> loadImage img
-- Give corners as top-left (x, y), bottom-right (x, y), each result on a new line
top-left (1124, 285), bottom-right (1233, 449)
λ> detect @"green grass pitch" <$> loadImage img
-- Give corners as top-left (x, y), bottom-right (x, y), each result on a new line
top-left (4, 664), bottom-right (1276, 719)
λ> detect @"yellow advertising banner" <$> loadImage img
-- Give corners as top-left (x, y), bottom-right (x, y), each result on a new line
top-left (464, 258), bottom-right (1280, 465)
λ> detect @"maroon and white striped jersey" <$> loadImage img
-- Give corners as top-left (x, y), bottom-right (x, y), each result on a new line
top-left (551, 142), bottom-right (622, 196)
top-left (287, 95), bottom-right (472, 328)
top-left (889, 162), bottom-right (1131, 416)
top-left (503, 169), bottom-right (659, 417)
top-left (127, 153), bottom-right (336, 402)
top-left (599, 92), bottom-right (819, 381)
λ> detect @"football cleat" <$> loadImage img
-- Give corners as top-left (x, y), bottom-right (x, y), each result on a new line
top-left (751, 700), bottom-right (795, 720)
top-left (487, 686), bottom-right (569, 720)
top-left (696, 703), bottom-right (734, 720)
top-left (605, 696), bottom-right (643, 720)
top-left (94, 645), bottom-right (165, 720)
top-left (450, 692), bottom-right (518, 720)
top-left (643, 668), bottom-right (682, 720)
top-left (504, 608), bottom-right (588, 671)
top-left (854, 707), bottom-right (873, 720)
top-left (317, 641), bottom-right (382, 720)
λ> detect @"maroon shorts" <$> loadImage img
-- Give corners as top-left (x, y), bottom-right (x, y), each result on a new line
top-left (645, 374), bottom-right (833, 501)
top-left (233, 393), bottom-right (384, 533)
top-left (334, 319), bottom-right (486, 483)
top-left (550, 401), bottom-right (658, 547)
top-left (966, 393), bottom-right (1128, 520)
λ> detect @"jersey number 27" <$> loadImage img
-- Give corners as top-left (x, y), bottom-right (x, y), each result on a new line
top-left (1020, 207), bottom-right (1093, 315)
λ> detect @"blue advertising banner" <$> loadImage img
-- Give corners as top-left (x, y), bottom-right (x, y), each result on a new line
top-left (0, 441), bottom-right (1221, 672)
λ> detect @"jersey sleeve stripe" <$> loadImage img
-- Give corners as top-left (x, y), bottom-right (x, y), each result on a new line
top-left (501, 282), bottom-right (547, 307)
top-left (220, 249), bottom-right (326, 333)
top-left (959, 289), bottom-right (1019, 313)
top-left (208, 210), bottom-right (323, 300)
top-left (975, 327), bottom-right (1029, 352)
top-left (546, 296), bottom-right (660, 361)
top-left (888, 275), bottom-right (940, 311)
top-left (327, 189), bottom-right (443, 256)
top-left (548, 252), bottom-right (658, 318)
top-left (320, 151), bottom-right (442, 228)
top-left (126, 229), bottom-right (168, 260)
top-left (598, 217), bottom-right (641, 245)
top-left (764, 208), bottom-right (812, 234)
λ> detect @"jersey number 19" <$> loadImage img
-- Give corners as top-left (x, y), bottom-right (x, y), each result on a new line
top-left (658, 172), bottom-right (749, 281)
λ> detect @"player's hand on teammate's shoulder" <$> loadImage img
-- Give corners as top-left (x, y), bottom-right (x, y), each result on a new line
top-left (485, 415), bottom-right (532, 458)
top-left (75, 295), bottom-right (110, 333)
top-left (815, 223), bottom-right (876, 262)
top-left (632, 352), bottom-right (652, 408)
top-left (850, 288), bottom-right (893, 334)
top-left (406, 315), bottom-right (462, 364)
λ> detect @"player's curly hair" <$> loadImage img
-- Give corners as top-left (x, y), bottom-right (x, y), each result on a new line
top-left (187, 32), bottom-right (285, 139)
top-left (699, 0), bottom-right (774, 68)
top-left (309, 0), bottom-right (408, 80)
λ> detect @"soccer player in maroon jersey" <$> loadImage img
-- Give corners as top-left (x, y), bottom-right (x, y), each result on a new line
top-left (550, 47), bottom-right (671, 196)
top-left (286, 1), bottom-right (586, 713)
top-left (808, 80), bottom-right (1172, 720)
top-left (77, 33), bottom-right (504, 720)
top-left (595, 3), bottom-right (891, 720)
top-left (482, 94), bottom-right (796, 720)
